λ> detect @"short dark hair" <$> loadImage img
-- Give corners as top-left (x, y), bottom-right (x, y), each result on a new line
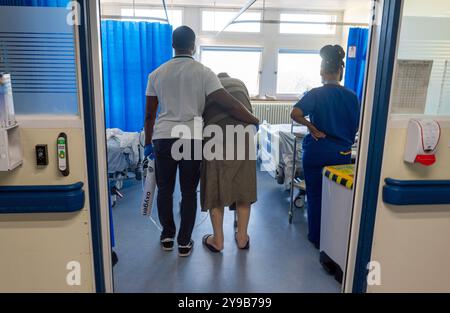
top-left (172, 26), bottom-right (196, 50)
top-left (320, 45), bottom-right (345, 74)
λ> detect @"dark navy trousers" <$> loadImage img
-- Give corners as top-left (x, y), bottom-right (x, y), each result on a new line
top-left (302, 136), bottom-right (352, 247)
top-left (153, 139), bottom-right (202, 246)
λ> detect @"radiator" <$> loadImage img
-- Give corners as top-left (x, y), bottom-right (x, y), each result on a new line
top-left (252, 102), bottom-right (295, 125)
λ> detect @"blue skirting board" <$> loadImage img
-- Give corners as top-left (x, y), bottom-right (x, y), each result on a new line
top-left (0, 182), bottom-right (85, 213)
top-left (383, 178), bottom-right (450, 206)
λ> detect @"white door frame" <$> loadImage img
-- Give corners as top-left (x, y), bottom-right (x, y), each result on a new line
top-left (79, 0), bottom-right (113, 293)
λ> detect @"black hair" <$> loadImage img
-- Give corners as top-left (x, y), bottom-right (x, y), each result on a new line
top-left (172, 26), bottom-right (196, 51)
top-left (320, 45), bottom-right (346, 74)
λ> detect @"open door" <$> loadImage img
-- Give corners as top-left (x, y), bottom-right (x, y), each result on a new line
top-left (346, 0), bottom-right (450, 292)
top-left (0, 1), bottom-right (112, 292)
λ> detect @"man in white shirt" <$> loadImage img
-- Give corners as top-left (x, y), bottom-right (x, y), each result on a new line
top-left (144, 26), bottom-right (259, 257)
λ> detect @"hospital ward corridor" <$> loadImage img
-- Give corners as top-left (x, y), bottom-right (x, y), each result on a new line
top-left (111, 167), bottom-right (341, 293)
top-left (99, 0), bottom-right (370, 293)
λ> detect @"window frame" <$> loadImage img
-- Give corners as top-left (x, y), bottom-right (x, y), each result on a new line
top-left (119, 6), bottom-right (184, 28)
top-left (199, 45), bottom-right (264, 96)
top-left (278, 11), bottom-right (339, 36)
top-left (200, 8), bottom-right (263, 34)
top-left (276, 49), bottom-right (322, 97)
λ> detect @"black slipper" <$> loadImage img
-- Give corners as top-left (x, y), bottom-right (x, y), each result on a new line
top-left (202, 234), bottom-right (221, 253)
top-left (235, 232), bottom-right (250, 250)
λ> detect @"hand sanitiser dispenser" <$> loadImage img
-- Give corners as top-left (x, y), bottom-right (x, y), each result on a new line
top-left (0, 73), bottom-right (16, 128)
top-left (404, 119), bottom-right (441, 166)
top-left (0, 73), bottom-right (22, 171)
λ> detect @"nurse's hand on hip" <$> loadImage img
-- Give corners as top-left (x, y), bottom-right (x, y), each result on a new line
top-left (309, 125), bottom-right (326, 141)
top-left (144, 144), bottom-right (155, 160)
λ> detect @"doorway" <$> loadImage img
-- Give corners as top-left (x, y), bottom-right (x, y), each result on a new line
top-left (93, 0), bottom-right (375, 293)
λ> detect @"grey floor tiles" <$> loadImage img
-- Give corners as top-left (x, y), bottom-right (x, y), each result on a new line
top-left (111, 169), bottom-right (341, 293)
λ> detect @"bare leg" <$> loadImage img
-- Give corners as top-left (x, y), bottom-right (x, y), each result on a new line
top-left (207, 207), bottom-right (225, 251)
top-left (236, 201), bottom-right (251, 248)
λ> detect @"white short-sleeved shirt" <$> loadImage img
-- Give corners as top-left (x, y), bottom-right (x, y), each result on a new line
top-left (146, 56), bottom-right (223, 140)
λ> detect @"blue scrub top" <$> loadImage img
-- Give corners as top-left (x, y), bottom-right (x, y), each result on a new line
top-left (294, 84), bottom-right (360, 148)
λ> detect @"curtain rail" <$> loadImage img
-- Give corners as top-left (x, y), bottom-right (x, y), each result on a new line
top-left (217, 0), bottom-right (258, 35)
top-left (101, 15), bottom-right (169, 23)
top-left (161, 0), bottom-right (170, 23)
top-left (232, 20), bottom-right (369, 27)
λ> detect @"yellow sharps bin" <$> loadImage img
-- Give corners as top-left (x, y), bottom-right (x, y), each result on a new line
top-left (320, 164), bottom-right (355, 283)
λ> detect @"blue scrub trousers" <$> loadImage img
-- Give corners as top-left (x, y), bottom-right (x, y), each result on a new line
top-left (302, 136), bottom-right (352, 247)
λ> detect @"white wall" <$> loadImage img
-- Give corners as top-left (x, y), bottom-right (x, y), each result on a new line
top-left (403, 0), bottom-right (450, 17)
top-left (368, 119), bottom-right (450, 292)
top-left (397, 16), bottom-right (450, 115)
top-left (0, 126), bottom-right (95, 292)
top-left (342, 1), bottom-right (372, 47)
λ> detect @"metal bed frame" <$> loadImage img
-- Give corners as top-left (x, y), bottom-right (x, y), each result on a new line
top-left (288, 120), bottom-right (307, 224)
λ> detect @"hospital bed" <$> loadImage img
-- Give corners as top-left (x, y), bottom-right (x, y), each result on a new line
top-left (288, 124), bottom-right (308, 223)
top-left (258, 122), bottom-right (308, 222)
top-left (106, 128), bottom-right (143, 192)
top-left (259, 121), bottom-right (359, 223)
top-left (258, 122), bottom-right (308, 188)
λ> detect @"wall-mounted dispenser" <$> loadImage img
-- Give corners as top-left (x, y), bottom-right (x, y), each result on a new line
top-left (404, 119), bottom-right (441, 166)
top-left (57, 133), bottom-right (69, 176)
top-left (0, 73), bottom-right (22, 171)
top-left (0, 73), bottom-right (16, 128)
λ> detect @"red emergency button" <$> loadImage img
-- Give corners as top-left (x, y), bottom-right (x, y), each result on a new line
top-left (414, 154), bottom-right (436, 166)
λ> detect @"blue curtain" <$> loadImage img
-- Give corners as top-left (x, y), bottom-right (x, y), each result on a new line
top-left (101, 20), bottom-right (173, 132)
top-left (344, 28), bottom-right (369, 103)
top-left (0, 0), bottom-right (69, 6)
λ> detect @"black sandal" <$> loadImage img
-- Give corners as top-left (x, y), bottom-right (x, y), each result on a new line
top-left (235, 232), bottom-right (250, 250)
top-left (202, 234), bottom-right (221, 253)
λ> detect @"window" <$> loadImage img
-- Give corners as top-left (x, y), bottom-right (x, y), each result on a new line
top-left (202, 10), bottom-right (261, 33)
top-left (121, 8), bottom-right (183, 29)
top-left (279, 13), bottom-right (337, 35)
top-left (201, 47), bottom-right (262, 96)
top-left (277, 50), bottom-right (322, 95)
top-left (0, 11), bottom-right (79, 115)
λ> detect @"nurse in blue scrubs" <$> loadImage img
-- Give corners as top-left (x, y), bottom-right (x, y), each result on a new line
top-left (290, 45), bottom-right (360, 249)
